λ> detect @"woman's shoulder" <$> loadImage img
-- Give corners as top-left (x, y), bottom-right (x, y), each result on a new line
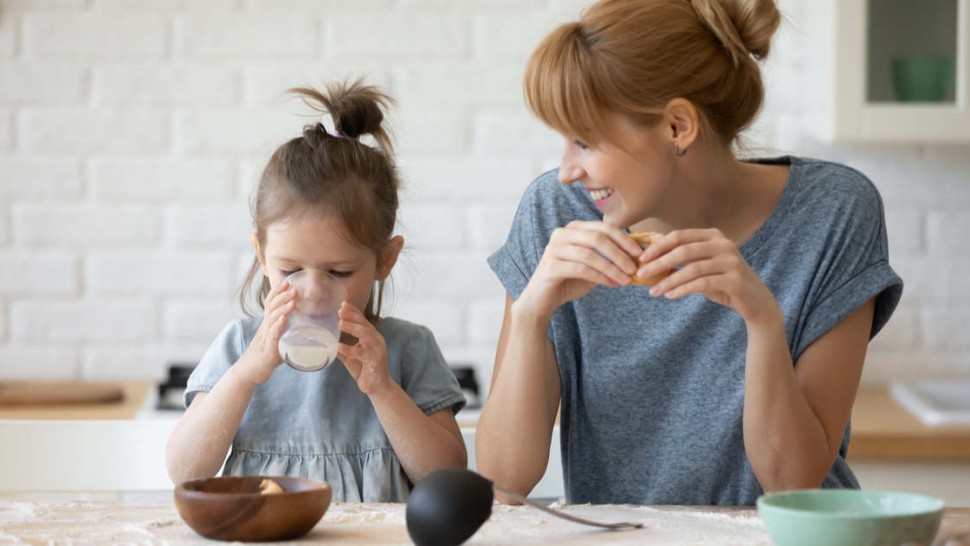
top-left (788, 156), bottom-right (884, 212)
top-left (517, 168), bottom-right (600, 224)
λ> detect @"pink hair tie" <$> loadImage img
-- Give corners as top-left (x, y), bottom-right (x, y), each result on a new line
top-left (329, 128), bottom-right (343, 139)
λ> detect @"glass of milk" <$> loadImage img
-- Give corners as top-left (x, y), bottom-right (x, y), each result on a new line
top-left (277, 270), bottom-right (346, 372)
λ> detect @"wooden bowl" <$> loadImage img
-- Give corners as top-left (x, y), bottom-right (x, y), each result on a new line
top-left (174, 476), bottom-right (332, 542)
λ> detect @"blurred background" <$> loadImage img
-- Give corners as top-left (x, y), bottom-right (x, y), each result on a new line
top-left (1, 0), bottom-right (968, 399)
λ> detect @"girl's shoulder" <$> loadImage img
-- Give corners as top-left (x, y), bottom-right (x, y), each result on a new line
top-left (376, 316), bottom-right (438, 351)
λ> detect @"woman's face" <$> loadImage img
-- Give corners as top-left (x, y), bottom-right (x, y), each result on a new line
top-left (557, 113), bottom-right (677, 229)
top-left (255, 211), bottom-right (398, 315)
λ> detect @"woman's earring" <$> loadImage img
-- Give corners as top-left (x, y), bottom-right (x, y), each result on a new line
top-left (675, 144), bottom-right (687, 157)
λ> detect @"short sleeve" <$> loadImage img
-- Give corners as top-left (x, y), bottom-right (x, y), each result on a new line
top-left (487, 171), bottom-right (603, 300)
top-left (399, 325), bottom-right (466, 415)
top-left (487, 175), bottom-right (552, 301)
top-left (792, 172), bottom-right (903, 359)
top-left (184, 320), bottom-right (247, 408)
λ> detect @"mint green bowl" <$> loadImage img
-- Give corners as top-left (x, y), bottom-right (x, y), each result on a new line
top-left (757, 489), bottom-right (944, 546)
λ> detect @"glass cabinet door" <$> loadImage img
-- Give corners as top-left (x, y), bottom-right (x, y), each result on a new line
top-left (809, 0), bottom-right (970, 142)
top-left (867, 0), bottom-right (959, 104)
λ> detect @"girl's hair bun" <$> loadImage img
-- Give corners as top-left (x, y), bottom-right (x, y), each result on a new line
top-left (691, 0), bottom-right (780, 64)
top-left (289, 79), bottom-right (394, 155)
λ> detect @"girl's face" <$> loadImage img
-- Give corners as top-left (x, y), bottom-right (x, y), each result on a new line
top-left (557, 113), bottom-right (677, 229)
top-left (254, 211), bottom-right (402, 315)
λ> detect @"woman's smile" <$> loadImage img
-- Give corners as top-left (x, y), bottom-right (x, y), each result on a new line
top-left (587, 186), bottom-right (616, 209)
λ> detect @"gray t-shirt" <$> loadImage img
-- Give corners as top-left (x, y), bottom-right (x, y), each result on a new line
top-left (487, 156), bottom-right (902, 506)
top-left (184, 316), bottom-right (465, 503)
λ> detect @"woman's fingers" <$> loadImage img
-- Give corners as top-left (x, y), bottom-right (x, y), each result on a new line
top-left (546, 222), bottom-right (641, 286)
top-left (549, 244), bottom-right (632, 286)
top-left (559, 221), bottom-right (640, 275)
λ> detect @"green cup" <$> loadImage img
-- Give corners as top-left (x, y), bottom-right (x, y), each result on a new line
top-left (892, 56), bottom-right (955, 102)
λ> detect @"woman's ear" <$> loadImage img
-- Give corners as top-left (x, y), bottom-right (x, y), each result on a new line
top-left (664, 98), bottom-right (700, 152)
top-left (252, 233), bottom-right (268, 276)
top-left (376, 235), bottom-right (405, 281)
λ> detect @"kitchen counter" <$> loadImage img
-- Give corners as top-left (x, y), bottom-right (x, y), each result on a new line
top-left (0, 382), bottom-right (153, 420)
top-left (0, 498), bottom-right (967, 545)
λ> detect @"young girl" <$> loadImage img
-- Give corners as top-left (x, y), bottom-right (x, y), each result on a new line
top-left (165, 81), bottom-right (467, 502)
top-left (477, 0), bottom-right (903, 506)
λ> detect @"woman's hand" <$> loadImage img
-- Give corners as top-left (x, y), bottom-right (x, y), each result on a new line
top-left (634, 228), bottom-right (779, 323)
top-left (518, 220), bottom-right (642, 317)
top-left (238, 279), bottom-right (296, 385)
top-left (337, 302), bottom-right (390, 395)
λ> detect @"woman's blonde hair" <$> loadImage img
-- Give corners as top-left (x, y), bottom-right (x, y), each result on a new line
top-left (238, 79), bottom-right (400, 323)
top-left (525, 0), bottom-right (781, 147)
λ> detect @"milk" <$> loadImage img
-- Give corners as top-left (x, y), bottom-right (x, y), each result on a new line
top-left (279, 326), bottom-right (339, 371)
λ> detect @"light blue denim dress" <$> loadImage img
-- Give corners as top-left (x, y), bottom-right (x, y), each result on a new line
top-left (184, 316), bottom-right (465, 502)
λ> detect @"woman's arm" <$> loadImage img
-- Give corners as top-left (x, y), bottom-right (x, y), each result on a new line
top-left (637, 228), bottom-right (876, 491)
top-left (475, 293), bottom-right (562, 502)
top-left (742, 298), bottom-right (874, 491)
top-left (477, 221), bottom-right (641, 502)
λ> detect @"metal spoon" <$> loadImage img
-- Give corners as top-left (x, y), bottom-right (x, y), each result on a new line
top-left (492, 484), bottom-right (644, 530)
top-left (405, 468), bottom-right (643, 546)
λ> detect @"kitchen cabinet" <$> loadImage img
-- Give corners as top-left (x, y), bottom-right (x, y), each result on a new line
top-left (802, 0), bottom-right (970, 142)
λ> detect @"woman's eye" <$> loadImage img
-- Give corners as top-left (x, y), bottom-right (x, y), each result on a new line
top-left (330, 270), bottom-right (353, 278)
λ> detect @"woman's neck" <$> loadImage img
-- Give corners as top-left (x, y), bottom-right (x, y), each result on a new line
top-left (629, 151), bottom-right (788, 246)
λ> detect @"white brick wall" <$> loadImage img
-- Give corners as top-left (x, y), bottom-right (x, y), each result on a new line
top-left (1, 0), bottom-right (968, 394)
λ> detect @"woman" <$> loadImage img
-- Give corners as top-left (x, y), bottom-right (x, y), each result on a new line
top-left (476, 0), bottom-right (902, 505)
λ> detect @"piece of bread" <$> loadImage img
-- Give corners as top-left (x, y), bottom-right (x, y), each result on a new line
top-left (258, 478), bottom-right (284, 495)
top-left (627, 232), bottom-right (673, 286)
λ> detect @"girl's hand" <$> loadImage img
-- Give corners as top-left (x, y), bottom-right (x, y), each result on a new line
top-left (518, 220), bottom-right (642, 317)
top-left (634, 229), bottom-right (779, 323)
top-left (337, 302), bottom-right (390, 396)
top-left (239, 279), bottom-right (297, 385)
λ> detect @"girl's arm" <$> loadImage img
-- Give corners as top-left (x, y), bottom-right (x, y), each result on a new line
top-left (164, 365), bottom-right (257, 484)
top-left (637, 228), bottom-right (875, 491)
top-left (165, 281), bottom-right (297, 484)
top-left (477, 221), bottom-right (642, 501)
top-left (366, 383), bottom-right (467, 483)
top-left (337, 303), bottom-right (466, 484)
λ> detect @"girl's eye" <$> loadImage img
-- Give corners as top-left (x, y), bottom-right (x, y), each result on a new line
top-left (280, 269), bottom-right (300, 277)
top-left (330, 270), bottom-right (353, 278)
top-left (574, 139), bottom-right (590, 151)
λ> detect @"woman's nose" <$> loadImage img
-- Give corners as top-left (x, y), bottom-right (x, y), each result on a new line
top-left (558, 146), bottom-right (584, 184)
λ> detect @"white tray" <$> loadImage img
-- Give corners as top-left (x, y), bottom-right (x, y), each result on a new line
top-left (889, 380), bottom-right (970, 426)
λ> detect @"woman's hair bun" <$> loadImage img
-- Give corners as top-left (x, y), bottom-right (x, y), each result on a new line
top-left (289, 79), bottom-right (394, 154)
top-left (691, 0), bottom-right (780, 63)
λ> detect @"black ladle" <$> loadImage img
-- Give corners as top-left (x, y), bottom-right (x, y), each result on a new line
top-left (405, 468), bottom-right (643, 546)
